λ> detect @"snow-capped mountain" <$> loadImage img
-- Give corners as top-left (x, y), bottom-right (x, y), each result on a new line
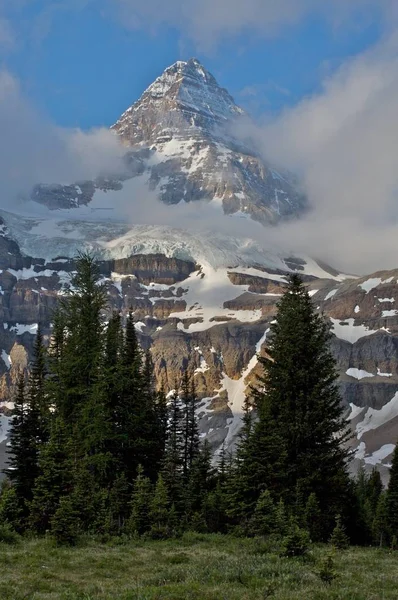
top-left (32, 58), bottom-right (306, 224)
top-left (1, 59), bottom-right (398, 479)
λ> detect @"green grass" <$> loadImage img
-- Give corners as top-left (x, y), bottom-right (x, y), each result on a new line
top-left (0, 533), bottom-right (397, 599)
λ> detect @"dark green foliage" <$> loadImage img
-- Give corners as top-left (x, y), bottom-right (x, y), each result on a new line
top-left (68, 463), bottom-right (104, 534)
top-left (185, 440), bottom-right (214, 516)
top-left (282, 522), bottom-right (311, 557)
top-left (0, 523), bottom-right (20, 545)
top-left (202, 484), bottom-right (227, 534)
top-left (181, 373), bottom-right (200, 479)
top-left (275, 499), bottom-right (289, 537)
top-left (317, 553), bottom-right (337, 584)
top-left (29, 419), bottom-right (73, 534)
top-left (107, 473), bottom-right (131, 535)
top-left (6, 372), bottom-right (39, 511)
top-left (352, 466), bottom-right (382, 544)
top-left (162, 387), bottom-right (184, 507)
top-left (149, 474), bottom-right (169, 539)
top-left (248, 490), bottom-right (276, 537)
top-left (51, 495), bottom-right (79, 546)
top-left (387, 444), bottom-right (398, 540)
top-left (305, 493), bottom-right (322, 543)
top-left (127, 466), bottom-right (152, 536)
top-left (27, 325), bottom-right (49, 445)
top-left (167, 503), bottom-right (180, 538)
top-left (373, 492), bottom-right (389, 547)
top-left (329, 515), bottom-right (350, 550)
top-left (0, 479), bottom-right (22, 532)
top-left (245, 275), bottom-right (351, 537)
top-left (56, 252), bottom-right (106, 426)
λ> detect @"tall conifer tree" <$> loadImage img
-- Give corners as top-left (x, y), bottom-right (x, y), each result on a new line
top-left (387, 443), bottom-right (398, 540)
top-left (244, 275), bottom-right (351, 536)
top-left (6, 373), bottom-right (38, 510)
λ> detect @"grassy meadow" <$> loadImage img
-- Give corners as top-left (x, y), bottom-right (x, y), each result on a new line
top-left (0, 533), bottom-right (397, 600)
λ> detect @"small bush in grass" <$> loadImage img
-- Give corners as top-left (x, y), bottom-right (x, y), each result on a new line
top-left (0, 523), bottom-right (20, 545)
top-left (329, 515), bottom-right (349, 550)
top-left (282, 523), bottom-right (311, 557)
top-left (317, 552), bottom-right (337, 584)
top-left (51, 496), bottom-right (79, 546)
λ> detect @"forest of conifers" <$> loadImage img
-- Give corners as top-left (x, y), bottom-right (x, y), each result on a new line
top-left (1, 253), bottom-right (398, 553)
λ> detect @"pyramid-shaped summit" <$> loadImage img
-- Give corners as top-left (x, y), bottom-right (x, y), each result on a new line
top-left (109, 58), bottom-right (306, 223)
top-left (111, 58), bottom-right (244, 145)
top-left (32, 58), bottom-right (306, 224)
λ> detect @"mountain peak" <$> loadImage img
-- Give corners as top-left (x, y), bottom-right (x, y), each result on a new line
top-left (112, 59), bottom-right (244, 144)
top-left (144, 58), bottom-right (219, 100)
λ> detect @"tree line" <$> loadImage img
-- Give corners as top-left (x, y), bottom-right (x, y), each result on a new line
top-left (1, 253), bottom-right (398, 549)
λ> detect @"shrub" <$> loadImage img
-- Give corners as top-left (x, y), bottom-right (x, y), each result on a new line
top-left (0, 523), bottom-right (20, 545)
top-left (282, 523), bottom-right (311, 557)
top-left (51, 496), bottom-right (79, 546)
top-left (317, 552), bottom-right (337, 584)
top-left (329, 515), bottom-right (349, 550)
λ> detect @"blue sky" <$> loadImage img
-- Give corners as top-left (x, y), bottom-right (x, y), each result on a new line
top-left (0, 0), bottom-right (387, 128)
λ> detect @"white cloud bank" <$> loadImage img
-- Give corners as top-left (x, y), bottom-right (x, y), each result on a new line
top-left (233, 34), bottom-right (398, 274)
top-left (0, 70), bottom-right (125, 208)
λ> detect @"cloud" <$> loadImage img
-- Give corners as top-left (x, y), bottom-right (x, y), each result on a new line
top-left (109, 0), bottom-right (397, 51)
top-left (0, 70), bottom-right (126, 209)
top-left (234, 34), bottom-right (398, 274)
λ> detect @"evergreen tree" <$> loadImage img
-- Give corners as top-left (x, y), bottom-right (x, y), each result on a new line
top-left (29, 419), bottom-right (73, 534)
top-left (249, 490), bottom-right (276, 537)
top-left (224, 397), bottom-right (256, 525)
top-left (136, 349), bottom-right (165, 481)
top-left (162, 386), bottom-right (184, 508)
top-left (329, 515), bottom-right (350, 549)
top-left (56, 252), bottom-right (106, 426)
top-left (247, 275), bottom-right (351, 536)
top-left (154, 384), bottom-right (168, 463)
top-left (51, 495), bottom-right (79, 546)
top-left (27, 325), bottom-right (50, 445)
top-left (217, 442), bottom-right (228, 485)
top-left (305, 493), bottom-right (322, 543)
top-left (368, 468), bottom-right (383, 513)
top-left (6, 373), bottom-right (39, 511)
top-left (275, 498), bottom-right (289, 537)
top-left (114, 311), bottom-right (143, 482)
top-left (103, 311), bottom-right (123, 452)
top-left (353, 466), bottom-right (372, 544)
top-left (0, 480), bottom-right (22, 532)
top-left (373, 492), bottom-right (389, 547)
top-left (185, 440), bottom-right (214, 523)
top-left (204, 483), bottom-right (229, 534)
top-left (127, 466), bottom-right (152, 536)
top-left (387, 444), bottom-right (398, 541)
top-left (181, 373), bottom-right (199, 479)
top-left (68, 461), bottom-right (104, 533)
top-left (107, 472), bottom-right (131, 535)
top-left (149, 474), bottom-right (169, 539)
top-left (45, 309), bottom-right (67, 415)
